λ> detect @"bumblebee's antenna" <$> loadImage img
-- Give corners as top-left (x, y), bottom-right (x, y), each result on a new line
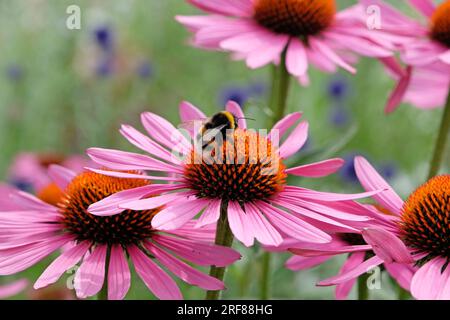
top-left (237, 117), bottom-right (255, 121)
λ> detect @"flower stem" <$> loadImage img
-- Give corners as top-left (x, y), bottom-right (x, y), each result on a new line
top-left (268, 49), bottom-right (292, 128)
top-left (206, 201), bottom-right (234, 300)
top-left (97, 246), bottom-right (111, 300)
top-left (357, 273), bottom-right (369, 300)
top-left (428, 88), bottom-right (450, 179)
top-left (260, 251), bottom-right (271, 300)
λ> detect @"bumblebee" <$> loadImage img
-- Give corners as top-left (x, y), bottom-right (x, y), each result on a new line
top-left (200, 111), bottom-right (238, 137)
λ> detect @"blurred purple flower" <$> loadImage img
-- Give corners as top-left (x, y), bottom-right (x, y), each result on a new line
top-left (340, 153), bottom-right (359, 184)
top-left (327, 76), bottom-right (349, 101)
top-left (380, 163), bottom-right (397, 180)
top-left (8, 179), bottom-right (33, 193)
top-left (93, 25), bottom-right (114, 52)
top-left (5, 64), bottom-right (24, 82)
top-left (96, 56), bottom-right (114, 77)
top-left (137, 61), bottom-right (154, 79)
top-left (329, 106), bottom-right (351, 127)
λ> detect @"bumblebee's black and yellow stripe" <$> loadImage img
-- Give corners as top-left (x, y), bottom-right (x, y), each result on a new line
top-left (200, 111), bottom-right (237, 136)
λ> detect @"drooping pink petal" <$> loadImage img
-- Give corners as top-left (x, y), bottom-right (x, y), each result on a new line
top-left (279, 121), bottom-right (309, 159)
top-left (0, 279), bottom-right (28, 299)
top-left (151, 198), bottom-right (209, 230)
top-left (281, 185), bottom-right (383, 202)
top-left (122, 191), bottom-right (195, 211)
top-left (47, 165), bottom-right (76, 191)
top-left (286, 158), bottom-right (344, 178)
top-left (165, 221), bottom-right (216, 242)
top-left (318, 255), bottom-right (383, 286)
top-left (87, 148), bottom-right (182, 174)
top-left (108, 245), bottom-right (131, 300)
top-left (354, 156), bottom-right (404, 214)
top-left (88, 184), bottom-right (172, 216)
top-left (188, 0), bottom-right (254, 17)
top-left (74, 245), bottom-right (107, 299)
top-left (286, 39), bottom-right (308, 77)
top-left (0, 235), bottom-right (71, 275)
top-left (335, 252), bottom-right (365, 300)
top-left (385, 66), bottom-right (412, 114)
top-left (227, 201), bottom-right (254, 247)
top-left (285, 255), bottom-right (332, 271)
top-left (152, 234), bottom-right (241, 267)
top-left (195, 199), bottom-right (221, 228)
top-left (257, 201), bottom-right (331, 243)
top-left (226, 100), bottom-right (247, 129)
top-left (361, 227), bottom-right (414, 264)
top-left (34, 241), bottom-right (90, 289)
top-left (128, 245), bottom-right (182, 300)
top-left (146, 242), bottom-right (224, 290)
top-left (407, 0), bottom-right (435, 18)
top-left (308, 37), bottom-right (357, 74)
top-left (411, 258), bottom-right (448, 300)
top-left (245, 203), bottom-right (283, 246)
top-left (384, 262), bottom-right (415, 291)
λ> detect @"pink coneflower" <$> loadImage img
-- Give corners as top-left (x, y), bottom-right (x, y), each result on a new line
top-left (176, 0), bottom-right (396, 83)
top-left (87, 101), bottom-right (380, 248)
top-left (283, 226), bottom-right (416, 299)
top-left (374, 0), bottom-right (450, 112)
top-left (0, 166), bottom-right (240, 300)
top-left (318, 156), bottom-right (450, 300)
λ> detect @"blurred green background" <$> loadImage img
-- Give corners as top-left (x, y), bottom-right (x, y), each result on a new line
top-left (0, 0), bottom-right (448, 300)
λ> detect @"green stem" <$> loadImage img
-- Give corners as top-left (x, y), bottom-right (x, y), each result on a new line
top-left (260, 251), bottom-right (271, 300)
top-left (206, 201), bottom-right (234, 300)
top-left (357, 273), bottom-right (369, 300)
top-left (428, 89), bottom-right (450, 179)
top-left (397, 286), bottom-right (410, 300)
top-left (97, 246), bottom-right (111, 300)
top-left (268, 49), bottom-right (292, 128)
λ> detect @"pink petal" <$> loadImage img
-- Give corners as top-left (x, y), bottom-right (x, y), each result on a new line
top-left (245, 203), bottom-right (283, 246)
top-left (286, 158), bottom-right (344, 178)
top-left (129, 245), bottom-right (182, 300)
top-left (140, 112), bottom-right (191, 152)
top-left (188, 0), bottom-right (254, 17)
top-left (385, 66), bottom-right (412, 114)
top-left (335, 252), bottom-right (365, 300)
top-left (87, 148), bottom-right (182, 173)
top-left (195, 200), bottom-right (221, 228)
top-left (34, 242), bottom-right (90, 289)
top-left (119, 124), bottom-right (180, 164)
top-left (270, 112), bottom-right (302, 140)
top-left (286, 39), bottom-right (308, 77)
top-left (318, 255), bottom-right (383, 286)
top-left (279, 121), bottom-right (309, 159)
top-left (226, 100), bottom-right (247, 129)
top-left (354, 156), bottom-right (403, 214)
top-left (179, 101), bottom-right (206, 123)
top-left (384, 262), bottom-right (415, 291)
top-left (152, 234), bottom-right (241, 267)
top-left (227, 201), bottom-right (254, 247)
top-left (361, 227), bottom-right (414, 264)
top-left (47, 165), bottom-right (76, 191)
top-left (308, 37), bottom-right (356, 74)
top-left (146, 242), bottom-right (224, 290)
top-left (411, 258), bottom-right (448, 300)
top-left (0, 236), bottom-right (70, 275)
top-left (257, 201), bottom-right (331, 243)
top-left (122, 191), bottom-right (194, 211)
top-left (74, 245), bottom-right (107, 299)
top-left (408, 0), bottom-right (435, 17)
top-left (108, 245), bottom-right (131, 300)
top-left (88, 184), bottom-right (168, 216)
top-left (0, 279), bottom-right (28, 299)
top-left (285, 255), bottom-right (331, 271)
top-left (151, 199), bottom-right (209, 230)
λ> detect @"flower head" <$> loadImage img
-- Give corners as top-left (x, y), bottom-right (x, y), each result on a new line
top-left (176, 0), bottom-right (396, 83)
top-left (316, 156), bottom-right (450, 300)
top-left (87, 101), bottom-right (380, 248)
top-left (0, 166), bottom-right (240, 300)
